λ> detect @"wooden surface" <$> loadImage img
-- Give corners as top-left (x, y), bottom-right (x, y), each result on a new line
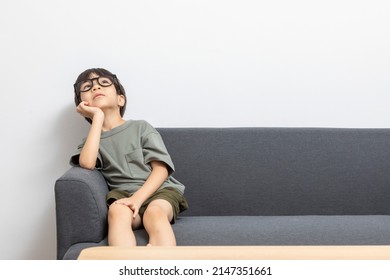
top-left (77, 245), bottom-right (390, 260)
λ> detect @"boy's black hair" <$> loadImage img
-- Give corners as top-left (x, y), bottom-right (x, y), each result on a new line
top-left (73, 68), bottom-right (127, 124)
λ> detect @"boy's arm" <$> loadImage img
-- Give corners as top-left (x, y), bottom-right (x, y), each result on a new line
top-left (115, 161), bottom-right (169, 217)
top-left (77, 102), bottom-right (104, 170)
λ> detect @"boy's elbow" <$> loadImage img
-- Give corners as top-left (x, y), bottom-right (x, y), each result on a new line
top-left (79, 159), bottom-right (96, 170)
top-left (151, 161), bottom-right (169, 178)
top-left (81, 165), bottom-right (95, 170)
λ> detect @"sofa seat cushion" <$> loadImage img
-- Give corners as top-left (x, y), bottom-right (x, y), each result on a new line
top-left (174, 216), bottom-right (390, 245)
top-left (63, 215), bottom-right (390, 259)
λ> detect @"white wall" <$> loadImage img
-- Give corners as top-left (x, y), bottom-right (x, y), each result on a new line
top-left (0, 0), bottom-right (389, 259)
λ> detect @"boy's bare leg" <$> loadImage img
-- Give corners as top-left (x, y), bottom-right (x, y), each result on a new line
top-left (107, 203), bottom-right (142, 246)
top-left (143, 199), bottom-right (176, 246)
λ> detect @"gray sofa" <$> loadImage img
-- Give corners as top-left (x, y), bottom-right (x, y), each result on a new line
top-left (55, 127), bottom-right (390, 259)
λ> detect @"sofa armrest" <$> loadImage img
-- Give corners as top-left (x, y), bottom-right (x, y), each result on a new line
top-left (55, 167), bottom-right (109, 260)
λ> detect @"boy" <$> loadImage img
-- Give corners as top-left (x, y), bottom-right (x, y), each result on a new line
top-left (70, 68), bottom-right (188, 246)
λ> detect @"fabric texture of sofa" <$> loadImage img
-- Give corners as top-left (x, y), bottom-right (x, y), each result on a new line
top-left (55, 127), bottom-right (390, 259)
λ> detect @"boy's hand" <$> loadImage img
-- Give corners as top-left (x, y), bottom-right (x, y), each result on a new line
top-left (77, 101), bottom-right (104, 120)
top-left (114, 197), bottom-right (142, 218)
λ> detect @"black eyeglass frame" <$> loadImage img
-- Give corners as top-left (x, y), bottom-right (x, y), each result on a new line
top-left (74, 74), bottom-right (118, 93)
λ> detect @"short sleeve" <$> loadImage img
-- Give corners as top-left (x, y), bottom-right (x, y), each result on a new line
top-left (142, 131), bottom-right (175, 176)
top-left (69, 141), bottom-right (102, 169)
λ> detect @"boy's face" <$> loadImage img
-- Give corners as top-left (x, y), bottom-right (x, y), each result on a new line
top-left (78, 73), bottom-right (125, 111)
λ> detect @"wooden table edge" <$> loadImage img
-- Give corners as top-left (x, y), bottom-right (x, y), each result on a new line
top-left (77, 245), bottom-right (390, 260)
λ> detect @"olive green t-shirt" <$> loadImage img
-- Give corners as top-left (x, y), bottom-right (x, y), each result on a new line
top-left (70, 120), bottom-right (185, 194)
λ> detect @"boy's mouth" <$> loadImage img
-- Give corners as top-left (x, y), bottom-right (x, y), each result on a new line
top-left (93, 93), bottom-right (105, 100)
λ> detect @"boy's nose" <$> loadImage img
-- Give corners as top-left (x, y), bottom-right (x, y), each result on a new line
top-left (92, 81), bottom-right (101, 91)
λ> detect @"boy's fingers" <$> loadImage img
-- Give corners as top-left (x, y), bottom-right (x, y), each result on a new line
top-left (132, 208), bottom-right (139, 218)
top-left (113, 200), bottom-right (139, 217)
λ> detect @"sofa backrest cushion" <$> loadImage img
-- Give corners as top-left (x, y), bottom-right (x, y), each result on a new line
top-left (158, 128), bottom-right (390, 216)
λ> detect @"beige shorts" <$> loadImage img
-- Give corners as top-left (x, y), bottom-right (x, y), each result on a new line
top-left (106, 187), bottom-right (189, 224)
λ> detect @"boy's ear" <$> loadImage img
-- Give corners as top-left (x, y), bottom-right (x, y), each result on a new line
top-left (118, 94), bottom-right (125, 107)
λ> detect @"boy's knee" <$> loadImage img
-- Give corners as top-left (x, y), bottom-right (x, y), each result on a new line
top-left (143, 201), bottom-right (173, 225)
top-left (108, 203), bottom-right (134, 221)
top-left (144, 204), bottom-right (169, 223)
top-left (144, 204), bottom-right (164, 218)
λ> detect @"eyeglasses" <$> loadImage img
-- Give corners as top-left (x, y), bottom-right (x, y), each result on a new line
top-left (75, 75), bottom-right (116, 93)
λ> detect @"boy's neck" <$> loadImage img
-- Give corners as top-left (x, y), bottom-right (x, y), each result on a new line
top-left (102, 113), bottom-right (126, 132)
